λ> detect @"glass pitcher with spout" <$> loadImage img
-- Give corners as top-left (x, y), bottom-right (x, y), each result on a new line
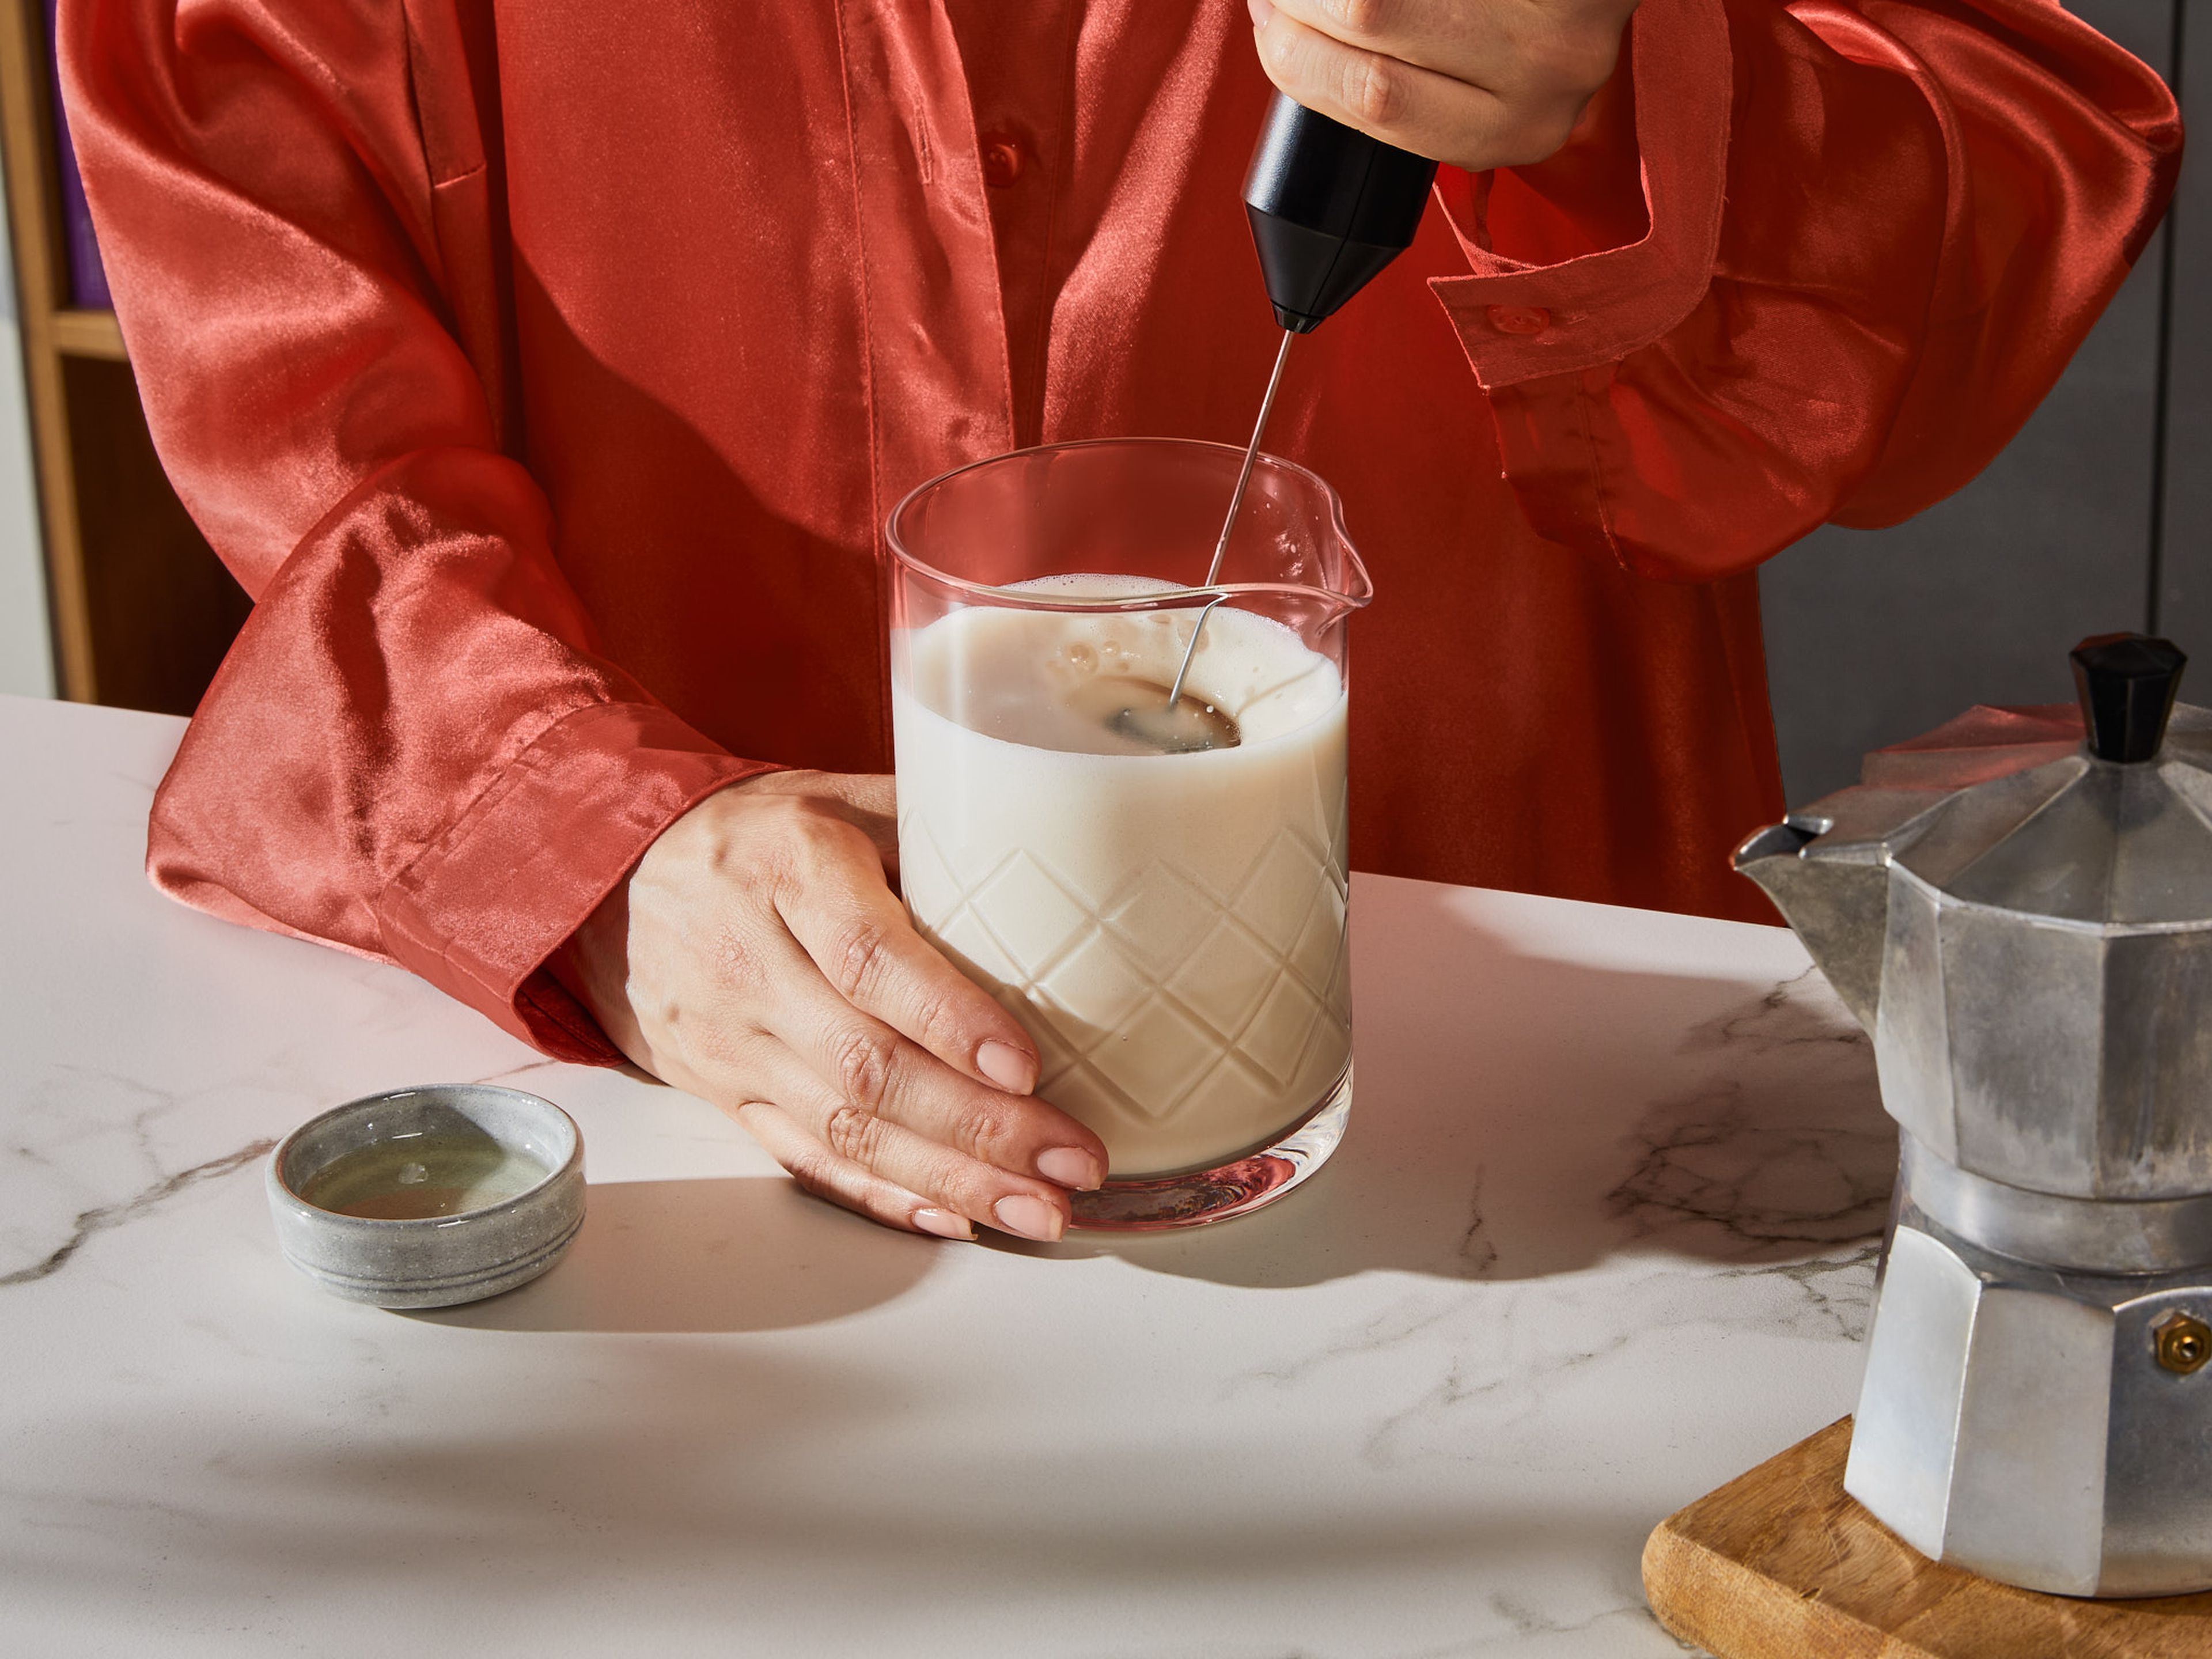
top-left (885, 437), bottom-right (1374, 1230)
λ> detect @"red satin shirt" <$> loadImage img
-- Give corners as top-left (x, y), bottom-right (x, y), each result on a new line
top-left (63, 0), bottom-right (2177, 1061)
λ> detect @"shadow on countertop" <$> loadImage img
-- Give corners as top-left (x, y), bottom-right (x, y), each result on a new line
top-left (421, 877), bottom-right (1895, 1321)
top-left (408, 1175), bottom-right (935, 1335)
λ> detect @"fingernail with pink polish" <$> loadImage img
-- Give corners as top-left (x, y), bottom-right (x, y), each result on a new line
top-left (977, 1040), bottom-right (1037, 1094)
top-left (1036, 1146), bottom-right (1103, 1191)
top-left (913, 1207), bottom-right (974, 1241)
top-left (994, 1194), bottom-right (1066, 1243)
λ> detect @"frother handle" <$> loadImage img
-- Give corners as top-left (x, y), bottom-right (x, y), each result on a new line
top-left (1243, 93), bottom-right (1438, 334)
top-left (2071, 632), bottom-right (2187, 763)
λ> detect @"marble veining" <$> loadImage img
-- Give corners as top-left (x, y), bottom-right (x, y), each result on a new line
top-left (1457, 1171), bottom-right (1503, 1276)
top-left (1, 697), bottom-right (1884, 1658)
top-left (1609, 968), bottom-right (1891, 1252)
top-left (2, 1134), bottom-right (275, 1286)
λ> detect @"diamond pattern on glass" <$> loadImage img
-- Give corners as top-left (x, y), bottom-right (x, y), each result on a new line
top-left (971, 852), bottom-right (1094, 976)
top-left (1290, 880), bottom-right (1347, 994)
top-left (1241, 972), bottom-right (1325, 1090)
top-left (935, 908), bottom-right (1021, 987)
top-left (1321, 925), bottom-right (1353, 1027)
top-left (1103, 862), bottom-right (1216, 975)
top-left (897, 817), bottom-right (959, 921)
top-left (899, 812), bottom-right (1349, 1146)
top-left (1036, 1060), bottom-right (1122, 1134)
top-left (1036, 927), bottom-right (1152, 1035)
top-left (1018, 993), bottom-right (1079, 1080)
top-left (1230, 829), bottom-right (1332, 955)
top-left (1177, 1051), bottom-right (1290, 1139)
top-left (1089, 994), bottom-right (1224, 1120)
top-left (1168, 918), bottom-right (1278, 1039)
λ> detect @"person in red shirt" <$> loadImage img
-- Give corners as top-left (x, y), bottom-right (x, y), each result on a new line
top-left (65, 0), bottom-right (2177, 1241)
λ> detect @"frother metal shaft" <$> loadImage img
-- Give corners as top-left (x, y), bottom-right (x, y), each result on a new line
top-left (1166, 327), bottom-right (1295, 706)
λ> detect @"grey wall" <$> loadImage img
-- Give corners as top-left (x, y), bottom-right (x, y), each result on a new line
top-left (1760, 0), bottom-right (2183, 802)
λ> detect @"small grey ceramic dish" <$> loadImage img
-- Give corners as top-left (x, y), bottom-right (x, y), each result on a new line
top-left (267, 1085), bottom-right (585, 1309)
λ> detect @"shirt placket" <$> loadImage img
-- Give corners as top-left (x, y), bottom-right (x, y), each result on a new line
top-left (831, 0), bottom-right (1017, 534)
top-left (943, 0), bottom-right (1077, 450)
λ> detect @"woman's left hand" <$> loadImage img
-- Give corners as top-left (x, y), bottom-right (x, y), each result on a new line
top-left (1247, 0), bottom-right (1639, 172)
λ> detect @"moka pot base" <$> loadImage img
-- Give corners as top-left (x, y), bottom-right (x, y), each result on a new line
top-left (1642, 1418), bottom-right (2212, 1659)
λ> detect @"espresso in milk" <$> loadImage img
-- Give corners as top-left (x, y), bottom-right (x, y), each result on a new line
top-left (892, 576), bottom-right (1351, 1176)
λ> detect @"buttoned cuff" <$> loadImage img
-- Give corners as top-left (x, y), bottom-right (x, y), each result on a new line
top-left (1427, 0), bottom-right (1732, 389)
top-left (376, 700), bottom-right (776, 1062)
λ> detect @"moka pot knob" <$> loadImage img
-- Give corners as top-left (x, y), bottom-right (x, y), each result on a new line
top-left (2071, 632), bottom-right (2187, 764)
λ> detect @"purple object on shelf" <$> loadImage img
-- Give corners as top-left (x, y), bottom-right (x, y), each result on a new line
top-left (44, 0), bottom-right (108, 309)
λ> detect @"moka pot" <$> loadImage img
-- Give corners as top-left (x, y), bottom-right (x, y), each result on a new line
top-left (1736, 634), bottom-right (2212, 1597)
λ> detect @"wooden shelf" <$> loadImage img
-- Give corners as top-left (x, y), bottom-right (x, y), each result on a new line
top-left (51, 306), bottom-right (124, 360)
top-left (0, 0), bottom-right (242, 711)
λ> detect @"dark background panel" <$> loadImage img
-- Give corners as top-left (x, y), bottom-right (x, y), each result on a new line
top-left (2161, 2), bottom-right (2212, 650)
top-left (1757, 0), bottom-right (2177, 804)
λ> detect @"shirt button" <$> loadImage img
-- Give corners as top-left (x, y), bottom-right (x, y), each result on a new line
top-left (1486, 304), bottom-right (1551, 336)
top-left (981, 133), bottom-right (1025, 188)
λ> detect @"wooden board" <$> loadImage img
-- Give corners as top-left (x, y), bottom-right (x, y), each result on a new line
top-left (1643, 1418), bottom-right (2212, 1658)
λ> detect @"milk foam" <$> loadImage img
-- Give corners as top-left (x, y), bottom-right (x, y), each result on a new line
top-left (893, 577), bottom-right (1351, 1175)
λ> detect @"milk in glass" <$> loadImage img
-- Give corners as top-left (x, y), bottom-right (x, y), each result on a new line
top-left (892, 577), bottom-right (1351, 1175)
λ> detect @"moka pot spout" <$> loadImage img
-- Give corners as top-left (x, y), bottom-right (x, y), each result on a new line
top-left (1732, 815), bottom-right (1888, 1030)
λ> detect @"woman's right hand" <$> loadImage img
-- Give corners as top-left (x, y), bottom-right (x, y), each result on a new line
top-left (557, 770), bottom-right (1108, 1241)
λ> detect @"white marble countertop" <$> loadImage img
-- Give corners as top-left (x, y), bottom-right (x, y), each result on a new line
top-left (0, 693), bottom-right (1896, 1658)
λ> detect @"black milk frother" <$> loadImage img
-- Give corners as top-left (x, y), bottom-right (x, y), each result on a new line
top-left (1131, 93), bottom-right (1437, 743)
top-left (1244, 90), bottom-right (1441, 335)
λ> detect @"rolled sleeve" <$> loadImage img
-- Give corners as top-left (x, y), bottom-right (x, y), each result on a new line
top-left (377, 703), bottom-right (772, 1062)
top-left (1421, 0), bottom-right (2177, 582)
top-left (1427, 0), bottom-right (1731, 391)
